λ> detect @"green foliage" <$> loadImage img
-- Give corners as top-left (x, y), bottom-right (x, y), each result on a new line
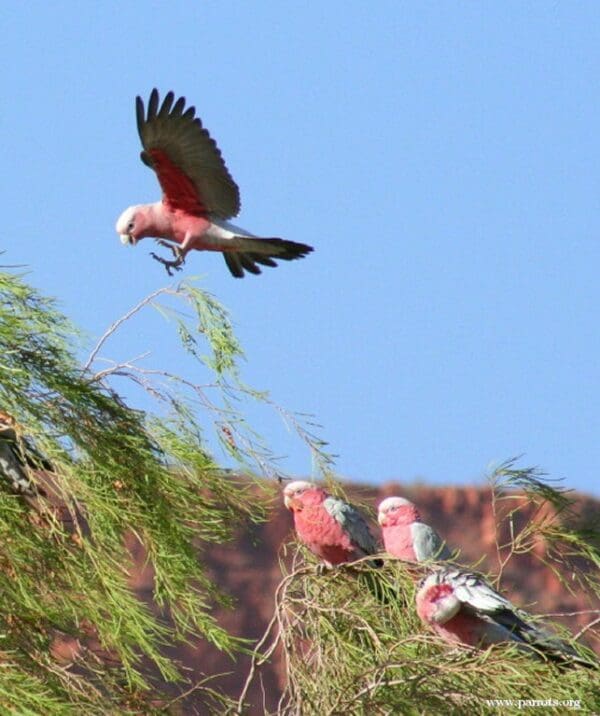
top-left (0, 271), bottom-right (286, 712)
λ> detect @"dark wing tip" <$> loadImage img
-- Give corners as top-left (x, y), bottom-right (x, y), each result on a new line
top-left (148, 88), bottom-right (160, 120)
top-left (171, 96), bottom-right (186, 117)
top-left (135, 95), bottom-right (145, 137)
top-left (158, 91), bottom-right (175, 118)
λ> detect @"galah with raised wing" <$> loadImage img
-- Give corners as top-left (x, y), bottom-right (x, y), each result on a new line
top-left (378, 496), bottom-right (451, 561)
top-left (116, 89), bottom-right (313, 277)
top-left (283, 480), bottom-right (381, 567)
top-left (416, 566), bottom-right (595, 667)
top-left (0, 412), bottom-right (48, 497)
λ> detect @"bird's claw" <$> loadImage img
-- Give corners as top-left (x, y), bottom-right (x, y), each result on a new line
top-left (150, 252), bottom-right (184, 276)
top-left (154, 239), bottom-right (178, 254)
top-left (315, 563), bottom-right (333, 576)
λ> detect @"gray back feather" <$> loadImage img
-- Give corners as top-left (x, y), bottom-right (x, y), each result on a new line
top-left (323, 495), bottom-right (378, 557)
top-left (411, 522), bottom-right (452, 561)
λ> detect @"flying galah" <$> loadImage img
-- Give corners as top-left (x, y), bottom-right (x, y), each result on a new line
top-left (0, 412), bottom-right (48, 497)
top-left (116, 89), bottom-right (313, 277)
top-left (416, 566), bottom-right (593, 666)
top-left (283, 480), bottom-right (381, 567)
top-left (378, 496), bottom-right (451, 561)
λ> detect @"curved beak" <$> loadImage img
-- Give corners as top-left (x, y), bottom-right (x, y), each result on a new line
top-left (284, 494), bottom-right (301, 511)
top-left (120, 234), bottom-right (135, 246)
top-left (377, 511), bottom-right (386, 526)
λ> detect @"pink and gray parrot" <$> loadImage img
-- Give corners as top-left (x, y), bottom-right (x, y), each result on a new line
top-left (416, 566), bottom-right (594, 667)
top-left (378, 496), bottom-right (451, 561)
top-left (283, 480), bottom-right (381, 568)
top-left (116, 89), bottom-right (313, 277)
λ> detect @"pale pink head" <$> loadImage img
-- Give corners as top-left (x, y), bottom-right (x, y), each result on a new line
top-left (416, 574), bottom-right (461, 625)
top-left (115, 204), bottom-right (156, 245)
top-left (283, 480), bottom-right (328, 511)
top-left (377, 496), bottom-right (421, 527)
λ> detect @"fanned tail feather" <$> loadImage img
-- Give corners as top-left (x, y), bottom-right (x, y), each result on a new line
top-left (519, 622), bottom-right (598, 669)
top-left (223, 237), bottom-right (313, 278)
top-left (494, 609), bottom-right (598, 668)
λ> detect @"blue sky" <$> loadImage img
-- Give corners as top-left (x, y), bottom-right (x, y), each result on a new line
top-left (3, 3), bottom-right (600, 495)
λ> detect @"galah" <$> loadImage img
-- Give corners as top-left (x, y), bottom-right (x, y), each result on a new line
top-left (378, 496), bottom-right (451, 561)
top-left (283, 480), bottom-right (381, 567)
top-left (116, 89), bottom-right (313, 277)
top-left (416, 566), bottom-right (594, 666)
top-left (0, 412), bottom-right (48, 497)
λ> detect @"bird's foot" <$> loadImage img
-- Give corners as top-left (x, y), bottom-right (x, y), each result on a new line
top-left (154, 239), bottom-right (179, 256)
top-left (315, 563), bottom-right (334, 576)
top-left (150, 250), bottom-right (184, 276)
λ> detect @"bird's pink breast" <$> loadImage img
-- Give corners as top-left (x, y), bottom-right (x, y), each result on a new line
top-left (294, 505), bottom-right (356, 564)
top-left (432, 612), bottom-right (487, 647)
top-left (382, 525), bottom-right (417, 560)
top-left (168, 211), bottom-right (211, 244)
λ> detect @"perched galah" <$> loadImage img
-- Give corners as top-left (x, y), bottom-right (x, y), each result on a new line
top-left (416, 566), bottom-right (594, 666)
top-left (283, 480), bottom-right (381, 567)
top-left (378, 496), bottom-right (451, 562)
top-left (116, 89), bottom-right (313, 277)
top-left (0, 412), bottom-right (48, 497)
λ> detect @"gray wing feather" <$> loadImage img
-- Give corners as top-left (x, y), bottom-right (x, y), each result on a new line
top-left (442, 568), bottom-right (514, 614)
top-left (411, 522), bottom-right (452, 561)
top-left (323, 496), bottom-right (378, 557)
top-left (428, 567), bottom-right (595, 663)
top-left (438, 569), bottom-right (543, 640)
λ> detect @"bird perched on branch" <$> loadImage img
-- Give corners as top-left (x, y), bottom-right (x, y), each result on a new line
top-left (283, 481), bottom-right (381, 568)
top-left (116, 89), bottom-right (313, 277)
top-left (378, 496), bottom-right (451, 562)
top-left (416, 566), bottom-right (595, 667)
top-left (0, 412), bottom-right (48, 497)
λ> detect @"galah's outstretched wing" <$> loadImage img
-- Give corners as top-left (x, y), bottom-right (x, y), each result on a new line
top-left (411, 522), bottom-right (452, 561)
top-left (136, 89), bottom-right (240, 219)
top-left (323, 495), bottom-right (379, 559)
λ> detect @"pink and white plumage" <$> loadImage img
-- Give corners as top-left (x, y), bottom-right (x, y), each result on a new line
top-left (283, 480), bottom-right (380, 568)
top-left (416, 566), bottom-right (593, 666)
top-left (116, 89), bottom-right (313, 277)
top-left (378, 496), bottom-right (451, 561)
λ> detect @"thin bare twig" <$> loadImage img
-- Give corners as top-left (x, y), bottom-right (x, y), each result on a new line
top-left (540, 609), bottom-right (600, 618)
top-left (574, 616), bottom-right (600, 641)
top-left (235, 611), bottom-right (281, 714)
top-left (83, 286), bottom-right (176, 372)
top-left (164, 672), bottom-right (235, 710)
